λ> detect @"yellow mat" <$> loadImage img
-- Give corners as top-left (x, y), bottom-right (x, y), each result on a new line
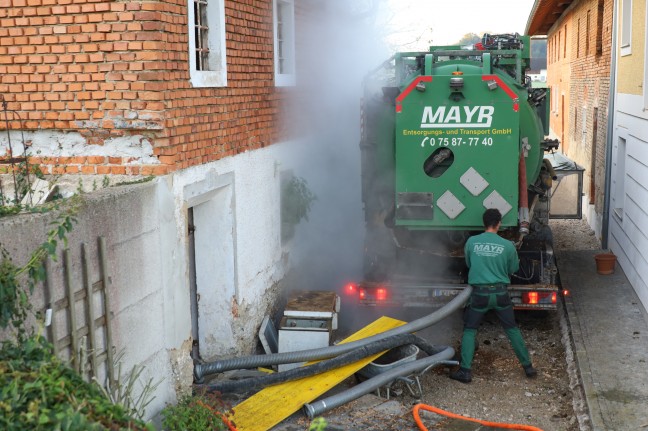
top-left (229, 316), bottom-right (406, 431)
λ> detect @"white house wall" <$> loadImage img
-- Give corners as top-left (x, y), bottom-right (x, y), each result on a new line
top-left (172, 143), bottom-right (288, 360)
top-left (609, 92), bottom-right (648, 310)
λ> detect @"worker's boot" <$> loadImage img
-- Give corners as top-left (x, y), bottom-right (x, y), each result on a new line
top-left (524, 364), bottom-right (537, 378)
top-left (449, 367), bottom-right (472, 383)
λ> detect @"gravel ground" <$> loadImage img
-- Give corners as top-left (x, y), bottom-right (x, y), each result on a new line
top-left (280, 219), bottom-right (602, 431)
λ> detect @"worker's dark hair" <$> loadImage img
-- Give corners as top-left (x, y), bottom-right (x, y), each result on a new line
top-left (483, 208), bottom-right (502, 228)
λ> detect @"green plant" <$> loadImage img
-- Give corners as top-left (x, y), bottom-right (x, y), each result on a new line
top-left (114, 175), bottom-right (155, 187)
top-left (161, 393), bottom-right (231, 431)
top-left (281, 174), bottom-right (316, 242)
top-left (95, 349), bottom-right (162, 421)
top-left (0, 157), bottom-right (48, 216)
top-left (0, 335), bottom-right (153, 431)
top-left (309, 417), bottom-right (328, 431)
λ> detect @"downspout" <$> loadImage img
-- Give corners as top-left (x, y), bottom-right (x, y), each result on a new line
top-left (602, 0), bottom-right (619, 249)
top-left (518, 138), bottom-right (530, 236)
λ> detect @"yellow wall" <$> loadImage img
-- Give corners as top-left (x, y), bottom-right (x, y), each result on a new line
top-left (617, 0), bottom-right (646, 94)
top-left (547, 16), bottom-right (572, 154)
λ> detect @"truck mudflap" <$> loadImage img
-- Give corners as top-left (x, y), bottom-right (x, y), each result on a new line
top-left (349, 282), bottom-right (560, 311)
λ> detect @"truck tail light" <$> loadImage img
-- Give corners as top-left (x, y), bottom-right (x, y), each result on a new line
top-left (359, 288), bottom-right (366, 300)
top-left (523, 291), bottom-right (557, 305)
top-left (376, 287), bottom-right (388, 301)
top-left (344, 283), bottom-right (357, 295)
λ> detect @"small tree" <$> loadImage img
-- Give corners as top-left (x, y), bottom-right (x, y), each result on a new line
top-left (457, 32), bottom-right (483, 46)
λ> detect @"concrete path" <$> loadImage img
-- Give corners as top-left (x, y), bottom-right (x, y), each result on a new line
top-left (557, 250), bottom-right (648, 431)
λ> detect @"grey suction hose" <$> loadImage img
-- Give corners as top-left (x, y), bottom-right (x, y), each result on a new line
top-left (303, 348), bottom-right (456, 419)
top-left (201, 334), bottom-right (447, 394)
top-left (194, 286), bottom-right (471, 380)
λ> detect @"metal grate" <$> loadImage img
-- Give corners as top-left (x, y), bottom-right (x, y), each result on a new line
top-left (193, 0), bottom-right (209, 70)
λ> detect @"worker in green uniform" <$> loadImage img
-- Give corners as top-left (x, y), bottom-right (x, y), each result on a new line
top-left (450, 208), bottom-right (537, 383)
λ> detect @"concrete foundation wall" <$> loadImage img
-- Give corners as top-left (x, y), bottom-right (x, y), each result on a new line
top-left (0, 143), bottom-right (289, 421)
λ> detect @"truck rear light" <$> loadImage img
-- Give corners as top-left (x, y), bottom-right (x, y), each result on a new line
top-left (344, 283), bottom-right (357, 295)
top-left (376, 287), bottom-right (388, 301)
top-left (523, 291), bottom-right (557, 305)
top-left (359, 288), bottom-right (366, 300)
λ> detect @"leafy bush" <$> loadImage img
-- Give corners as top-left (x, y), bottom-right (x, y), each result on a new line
top-left (161, 393), bottom-right (231, 431)
top-left (0, 336), bottom-right (153, 431)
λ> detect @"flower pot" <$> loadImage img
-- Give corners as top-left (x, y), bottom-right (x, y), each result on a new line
top-left (594, 253), bottom-right (616, 275)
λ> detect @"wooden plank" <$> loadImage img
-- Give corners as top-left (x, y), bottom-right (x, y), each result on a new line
top-left (52, 280), bottom-right (103, 312)
top-left (98, 237), bottom-right (115, 388)
top-left (55, 315), bottom-right (107, 350)
top-left (82, 243), bottom-right (98, 378)
top-left (285, 291), bottom-right (337, 313)
top-left (63, 249), bottom-right (79, 372)
top-left (229, 316), bottom-right (406, 431)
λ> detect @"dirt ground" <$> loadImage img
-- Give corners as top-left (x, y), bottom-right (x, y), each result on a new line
top-left (293, 218), bottom-right (602, 431)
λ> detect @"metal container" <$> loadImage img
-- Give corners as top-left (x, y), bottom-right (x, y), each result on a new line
top-left (357, 344), bottom-right (420, 379)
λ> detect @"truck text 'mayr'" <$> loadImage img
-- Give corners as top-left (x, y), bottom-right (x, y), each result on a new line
top-left (420, 105), bottom-right (495, 128)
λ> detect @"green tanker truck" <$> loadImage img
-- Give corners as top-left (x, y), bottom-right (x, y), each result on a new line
top-left (349, 34), bottom-right (566, 310)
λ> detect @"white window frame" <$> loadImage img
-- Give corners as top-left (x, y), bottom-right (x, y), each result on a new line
top-left (273, 0), bottom-right (296, 87)
top-left (621, 0), bottom-right (632, 56)
top-left (187, 0), bottom-right (227, 87)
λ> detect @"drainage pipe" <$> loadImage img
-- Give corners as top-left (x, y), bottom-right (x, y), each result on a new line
top-left (201, 334), bottom-right (447, 394)
top-left (601, 0), bottom-right (619, 249)
top-left (303, 348), bottom-right (456, 419)
top-left (518, 147), bottom-right (530, 235)
top-left (194, 286), bottom-right (471, 380)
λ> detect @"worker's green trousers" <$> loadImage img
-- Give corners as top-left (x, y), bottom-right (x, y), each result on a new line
top-left (459, 288), bottom-right (532, 370)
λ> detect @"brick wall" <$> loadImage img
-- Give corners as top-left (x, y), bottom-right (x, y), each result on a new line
top-left (546, 16), bottom-right (572, 153)
top-left (0, 0), bottom-right (284, 175)
top-left (566, 0), bottom-right (612, 213)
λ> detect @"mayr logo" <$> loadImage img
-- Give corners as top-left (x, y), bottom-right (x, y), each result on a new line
top-left (420, 106), bottom-right (494, 128)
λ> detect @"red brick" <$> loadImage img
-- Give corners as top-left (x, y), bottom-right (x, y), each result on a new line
top-left (87, 156), bottom-right (106, 164)
top-left (109, 166), bottom-right (126, 174)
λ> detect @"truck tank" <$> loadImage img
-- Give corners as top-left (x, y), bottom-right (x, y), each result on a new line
top-left (357, 34), bottom-right (560, 310)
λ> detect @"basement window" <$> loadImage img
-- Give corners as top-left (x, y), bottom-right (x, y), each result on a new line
top-left (274, 0), bottom-right (296, 87)
top-left (188, 0), bottom-right (227, 87)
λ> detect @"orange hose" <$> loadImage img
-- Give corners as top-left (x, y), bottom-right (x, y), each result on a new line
top-left (196, 399), bottom-right (239, 431)
top-left (412, 403), bottom-right (544, 431)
